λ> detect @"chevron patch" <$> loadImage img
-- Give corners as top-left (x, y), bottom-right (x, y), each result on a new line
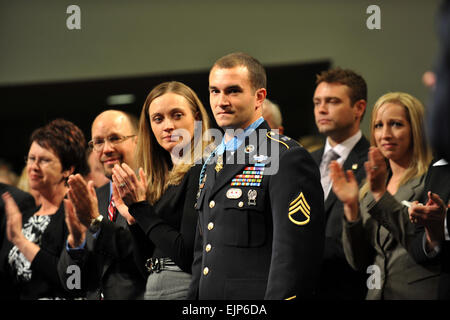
top-left (288, 192), bottom-right (310, 226)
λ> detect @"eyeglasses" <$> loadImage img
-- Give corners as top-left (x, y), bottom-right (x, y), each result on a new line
top-left (25, 155), bottom-right (54, 167)
top-left (88, 135), bottom-right (136, 151)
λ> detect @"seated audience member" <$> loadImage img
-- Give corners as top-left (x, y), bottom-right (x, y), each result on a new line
top-left (298, 135), bottom-right (324, 154)
top-left (262, 98), bottom-right (284, 134)
top-left (0, 119), bottom-right (88, 299)
top-left (330, 92), bottom-right (439, 299)
top-left (112, 81), bottom-right (211, 299)
top-left (17, 166), bottom-right (41, 207)
top-left (85, 148), bottom-right (109, 188)
top-left (0, 160), bottom-right (18, 186)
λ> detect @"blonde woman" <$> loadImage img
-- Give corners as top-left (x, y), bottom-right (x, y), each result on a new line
top-left (112, 81), bottom-right (211, 300)
top-left (330, 92), bottom-right (439, 299)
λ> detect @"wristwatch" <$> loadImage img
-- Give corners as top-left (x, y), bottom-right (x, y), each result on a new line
top-left (88, 215), bottom-right (104, 233)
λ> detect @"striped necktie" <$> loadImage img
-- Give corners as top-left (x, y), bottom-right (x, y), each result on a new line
top-left (108, 198), bottom-right (117, 222)
top-left (320, 149), bottom-right (340, 199)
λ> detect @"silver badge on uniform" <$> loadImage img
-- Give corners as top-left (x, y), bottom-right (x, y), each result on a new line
top-left (248, 189), bottom-right (257, 206)
top-left (226, 188), bottom-right (242, 199)
top-left (253, 154), bottom-right (268, 163)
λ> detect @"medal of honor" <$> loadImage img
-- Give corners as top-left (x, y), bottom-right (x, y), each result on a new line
top-left (215, 154), bottom-right (223, 173)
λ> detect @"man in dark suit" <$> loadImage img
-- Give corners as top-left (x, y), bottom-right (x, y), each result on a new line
top-left (409, 159), bottom-right (450, 299)
top-left (58, 110), bottom-right (146, 299)
top-left (428, 0), bottom-right (450, 162)
top-left (311, 68), bottom-right (369, 300)
top-left (188, 52), bottom-right (325, 300)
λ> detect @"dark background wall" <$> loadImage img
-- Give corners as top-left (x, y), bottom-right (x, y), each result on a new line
top-left (0, 61), bottom-right (330, 173)
top-left (0, 0), bottom-right (440, 175)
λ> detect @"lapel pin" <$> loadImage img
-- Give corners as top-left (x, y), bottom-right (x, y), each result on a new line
top-left (352, 164), bottom-right (358, 170)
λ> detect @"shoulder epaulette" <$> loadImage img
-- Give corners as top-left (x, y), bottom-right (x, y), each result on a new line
top-left (266, 131), bottom-right (300, 149)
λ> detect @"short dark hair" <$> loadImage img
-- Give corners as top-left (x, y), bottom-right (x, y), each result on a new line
top-left (316, 68), bottom-right (367, 105)
top-left (212, 52), bottom-right (267, 91)
top-left (30, 119), bottom-right (89, 176)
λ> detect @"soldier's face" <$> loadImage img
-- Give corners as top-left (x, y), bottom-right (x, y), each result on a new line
top-left (209, 66), bottom-right (265, 131)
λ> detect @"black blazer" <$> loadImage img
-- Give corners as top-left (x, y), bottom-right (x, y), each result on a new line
top-left (409, 159), bottom-right (450, 299)
top-left (128, 164), bottom-right (202, 275)
top-left (0, 183), bottom-right (36, 299)
top-left (58, 182), bottom-right (146, 300)
top-left (189, 121), bottom-right (325, 300)
top-left (311, 135), bottom-right (370, 300)
top-left (0, 202), bottom-right (72, 299)
top-left (0, 183), bottom-right (35, 255)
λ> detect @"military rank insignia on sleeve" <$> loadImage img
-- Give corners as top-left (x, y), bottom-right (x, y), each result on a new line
top-left (288, 192), bottom-right (310, 226)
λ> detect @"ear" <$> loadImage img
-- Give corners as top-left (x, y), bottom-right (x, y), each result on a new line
top-left (353, 99), bottom-right (366, 122)
top-left (62, 166), bottom-right (75, 180)
top-left (255, 88), bottom-right (267, 109)
top-left (194, 111), bottom-right (201, 121)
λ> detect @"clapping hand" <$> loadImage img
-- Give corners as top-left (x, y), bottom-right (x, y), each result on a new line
top-left (112, 164), bottom-right (147, 206)
top-left (409, 192), bottom-right (448, 251)
top-left (111, 182), bottom-right (136, 225)
top-left (67, 174), bottom-right (100, 227)
top-left (329, 160), bottom-right (360, 221)
top-left (64, 197), bottom-right (87, 248)
top-left (2, 192), bottom-right (25, 245)
top-left (364, 147), bottom-right (388, 200)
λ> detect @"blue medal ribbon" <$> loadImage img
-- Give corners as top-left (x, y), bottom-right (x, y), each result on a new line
top-left (198, 117), bottom-right (264, 187)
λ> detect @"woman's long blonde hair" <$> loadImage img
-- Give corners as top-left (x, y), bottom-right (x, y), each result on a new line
top-left (360, 92), bottom-right (432, 199)
top-left (136, 81), bottom-right (211, 204)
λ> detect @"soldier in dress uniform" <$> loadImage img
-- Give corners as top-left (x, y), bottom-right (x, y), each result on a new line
top-left (187, 52), bottom-right (325, 300)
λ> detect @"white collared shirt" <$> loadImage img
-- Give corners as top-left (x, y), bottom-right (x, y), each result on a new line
top-left (321, 130), bottom-right (362, 197)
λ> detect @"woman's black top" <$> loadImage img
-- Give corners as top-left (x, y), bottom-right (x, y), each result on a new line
top-left (128, 164), bottom-right (201, 274)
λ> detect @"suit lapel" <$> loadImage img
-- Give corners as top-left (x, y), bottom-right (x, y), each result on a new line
top-left (311, 148), bottom-right (324, 167)
top-left (342, 136), bottom-right (370, 173)
top-left (96, 182), bottom-right (111, 219)
top-left (324, 136), bottom-right (370, 214)
top-left (378, 175), bottom-right (424, 250)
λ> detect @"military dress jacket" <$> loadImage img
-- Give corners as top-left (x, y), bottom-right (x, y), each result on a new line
top-left (188, 121), bottom-right (325, 300)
